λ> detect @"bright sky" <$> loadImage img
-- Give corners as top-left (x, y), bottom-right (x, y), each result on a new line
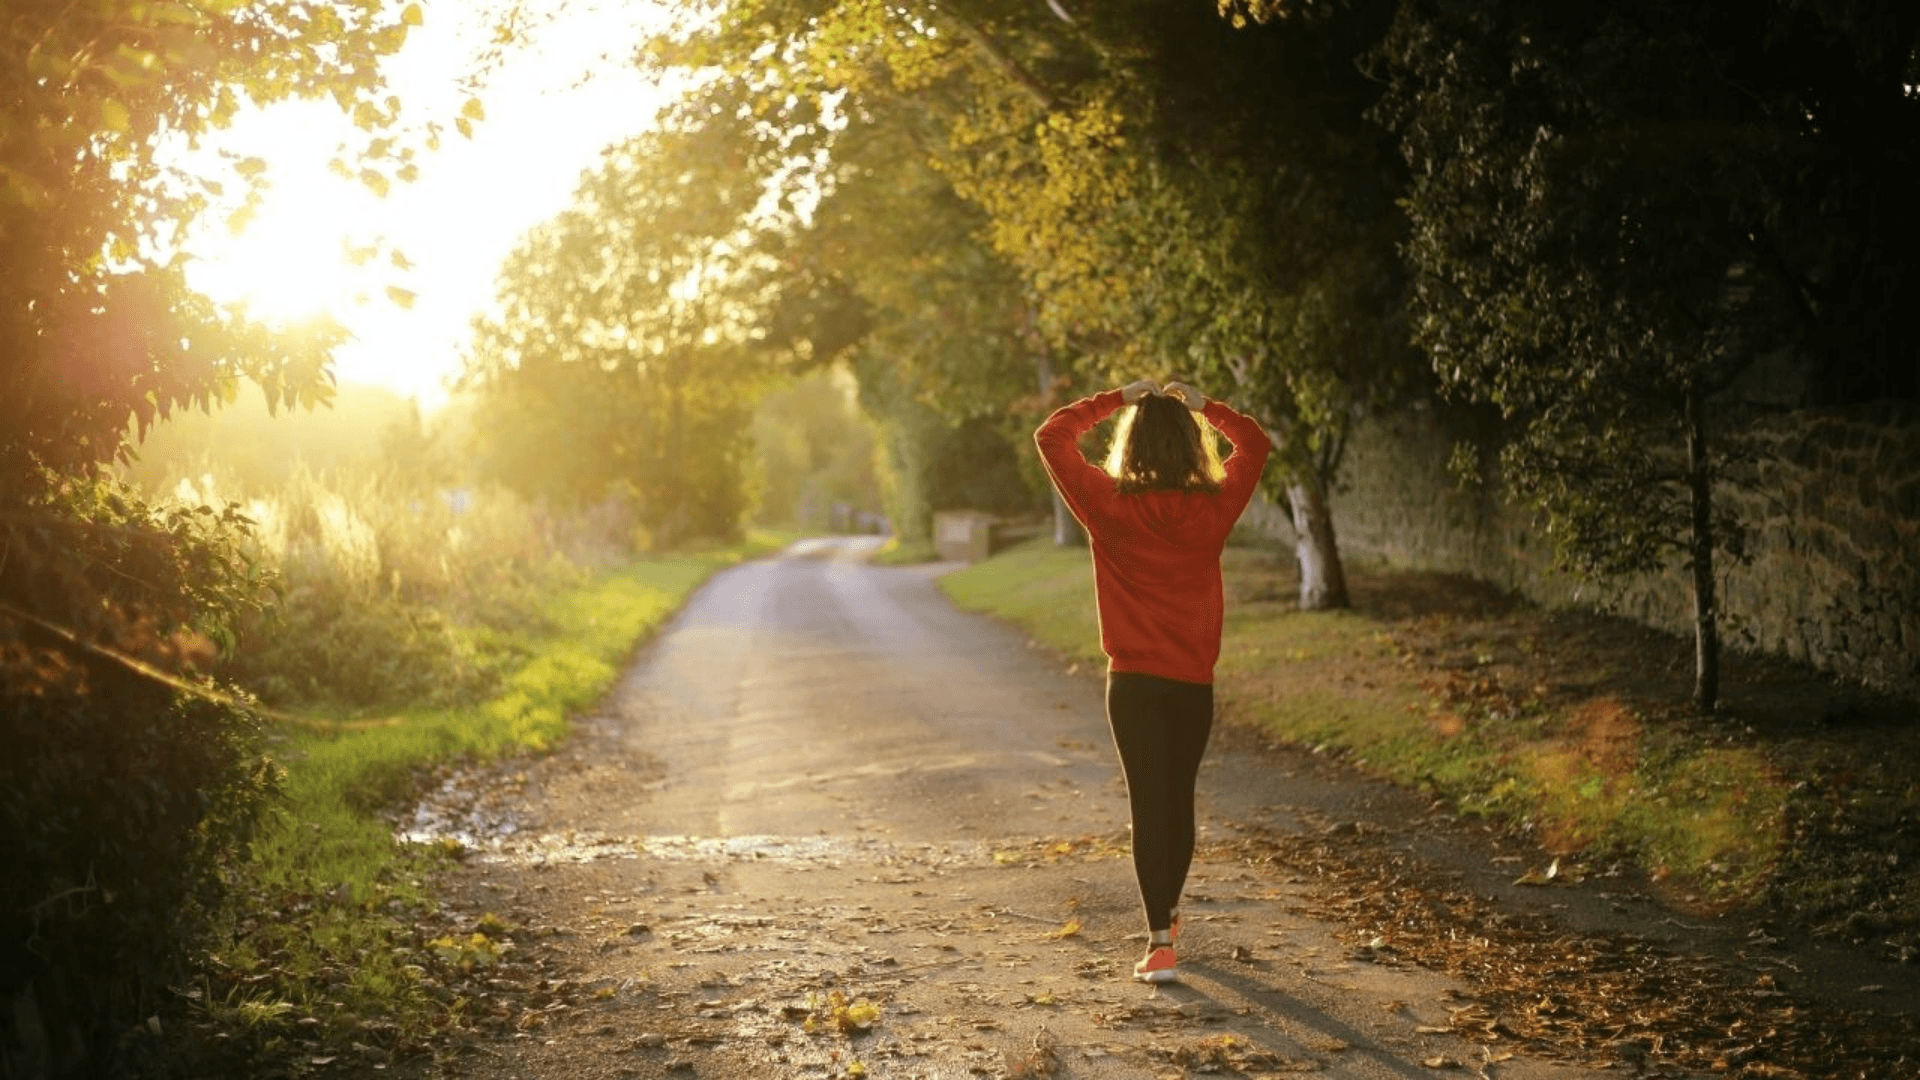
top-left (182, 0), bottom-right (676, 410)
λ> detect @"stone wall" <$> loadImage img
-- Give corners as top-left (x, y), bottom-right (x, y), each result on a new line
top-left (1266, 401), bottom-right (1920, 698)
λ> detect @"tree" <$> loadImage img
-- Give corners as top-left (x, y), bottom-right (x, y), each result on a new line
top-left (1374, 0), bottom-right (1920, 709)
top-left (461, 117), bottom-right (780, 547)
top-left (1, 0), bottom-right (417, 1070)
top-left (778, 103), bottom-right (1051, 544)
top-left (645, 0), bottom-right (1425, 606)
top-left (650, 60), bottom-right (1061, 545)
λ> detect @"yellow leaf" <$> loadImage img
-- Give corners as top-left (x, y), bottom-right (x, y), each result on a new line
top-left (401, 2), bottom-right (424, 25)
top-left (461, 96), bottom-right (486, 122)
top-left (386, 285), bottom-right (417, 309)
top-left (100, 98), bottom-right (131, 132)
top-left (839, 1001), bottom-right (880, 1031)
top-left (454, 116), bottom-right (473, 139)
top-left (1052, 918), bottom-right (1082, 939)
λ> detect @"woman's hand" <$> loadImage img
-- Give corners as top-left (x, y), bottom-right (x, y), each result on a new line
top-left (1120, 379), bottom-right (1161, 404)
top-left (1162, 381), bottom-right (1206, 411)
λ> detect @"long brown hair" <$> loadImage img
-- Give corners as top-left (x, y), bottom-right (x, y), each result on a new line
top-left (1104, 393), bottom-right (1225, 494)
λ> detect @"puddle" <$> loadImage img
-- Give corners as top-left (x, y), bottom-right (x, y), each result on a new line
top-left (397, 736), bottom-right (993, 869)
top-left (399, 819), bottom-right (993, 869)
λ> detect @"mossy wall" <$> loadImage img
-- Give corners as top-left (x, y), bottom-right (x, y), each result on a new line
top-left (1255, 402), bottom-right (1920, 698)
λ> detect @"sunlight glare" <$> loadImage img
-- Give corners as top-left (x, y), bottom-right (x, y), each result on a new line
top-left (182, 96), bottom-right (385, 328)
top-left (179, 0), bottom-right (678, 406)
top-left (190, 181), bottom-right (370, 326)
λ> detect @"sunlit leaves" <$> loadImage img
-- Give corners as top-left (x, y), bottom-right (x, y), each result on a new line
top-left (2, 0), bottom-right (418, 488)
top-left (100, 98), bottom-right (133, 133)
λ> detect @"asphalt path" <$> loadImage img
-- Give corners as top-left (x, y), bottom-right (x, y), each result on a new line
top-left (413, 537), bottom-right (1639, 1080)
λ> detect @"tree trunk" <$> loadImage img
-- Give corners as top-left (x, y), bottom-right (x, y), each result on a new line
top-left (886, 417), bottom-right (932, 545)
top-left (1050, 489), bottom-right (1083, 547)
top-left (1287, 476), bottom-right (1349, 610)
top-left (1685, 386), bottom-right (1720, 712)
top-left (1032, 327), bottom-right (1085, 548)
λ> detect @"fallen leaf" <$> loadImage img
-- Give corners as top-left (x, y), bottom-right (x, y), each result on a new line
top-left (1514, 857), bottom-right (1561, 886)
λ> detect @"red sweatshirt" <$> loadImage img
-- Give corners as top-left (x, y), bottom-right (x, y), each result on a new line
top-left (1034, 390), bottom-right (1272, 685)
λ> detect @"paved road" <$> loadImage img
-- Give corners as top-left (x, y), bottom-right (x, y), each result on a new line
top-left (415, 537), bottom-right (1619, 1079)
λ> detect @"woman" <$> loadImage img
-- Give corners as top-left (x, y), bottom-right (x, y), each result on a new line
top-left (1034, 378), bottom-right (1271, 984)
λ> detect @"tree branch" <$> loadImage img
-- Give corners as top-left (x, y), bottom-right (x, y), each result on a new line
top-left (929, 3), bottom-right (1058, 111)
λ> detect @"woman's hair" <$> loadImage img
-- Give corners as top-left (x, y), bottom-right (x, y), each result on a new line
top-left (1103, 393), bottom-right (1225, 494)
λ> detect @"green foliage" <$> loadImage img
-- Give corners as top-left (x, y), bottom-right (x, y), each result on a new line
top-left (0, 476), bottom-right (278, 1077)
top-left (923, 415), bottom-right (1046, 518)
top-left (461, 119), bottom-right (781, 548)
top-left (1372, 0), bottom-right (1920, 704)
top-left (750, 367), bottom-right (885, 530)
top-left (1, 0), bottom-right (416, 485)
top-left (640, 0), bottom-right (1423, 598)
top-left (208, 467), bottom-right (574, 710)
top-left (1, 0), bottom-right (419, 1069)
top-left (1377, 0), bottom-right (1764, 563)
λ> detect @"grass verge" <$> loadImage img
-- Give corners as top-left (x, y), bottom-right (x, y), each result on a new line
top-left (940, 537), bottom-right (1903, 928)
top-left (181, 531), bottom-right (792, 1070)
top-left (868, 534), bottom-right (940, 565)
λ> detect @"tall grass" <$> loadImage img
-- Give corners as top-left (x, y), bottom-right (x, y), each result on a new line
top-left (159, 463), bottom-right (632, 710)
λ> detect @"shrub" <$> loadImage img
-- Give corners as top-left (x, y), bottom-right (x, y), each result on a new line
top-left (176, 466), bottom-right (585, 711)
top-left (1, 475), bottom-right (275, 1078)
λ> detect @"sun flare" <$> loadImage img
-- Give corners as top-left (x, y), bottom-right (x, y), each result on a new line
top-left (190, 197), bottom-right (371, 326)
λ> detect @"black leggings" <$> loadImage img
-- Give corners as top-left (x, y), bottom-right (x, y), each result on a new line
top-left (1106, 671), bottom-right (1214, 933)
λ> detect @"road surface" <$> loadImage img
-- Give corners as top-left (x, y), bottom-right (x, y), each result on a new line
top-left (406, 537), bottom-right (1630, 1079)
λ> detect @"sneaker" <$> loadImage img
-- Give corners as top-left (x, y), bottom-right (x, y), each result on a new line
top-left (1133, 946), bottom-right (1178, 984)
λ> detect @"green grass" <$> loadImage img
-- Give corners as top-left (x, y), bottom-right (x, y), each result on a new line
top-left (938, 539), bottom-right (1102, 660)
top-left (257, 536), bottom-right (783, 897)
top-left (870, 534), bottom-right (941, 565)
top-left (194, 531), bottom-right (791, 1059)
top-left (940, 536), bottom-right (1792, 908)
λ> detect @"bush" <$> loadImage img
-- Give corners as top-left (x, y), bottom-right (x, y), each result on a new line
top-left (1, 477), bottom-right (275, 1079)
top-left (177, 467), bottom-right (586, 711)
